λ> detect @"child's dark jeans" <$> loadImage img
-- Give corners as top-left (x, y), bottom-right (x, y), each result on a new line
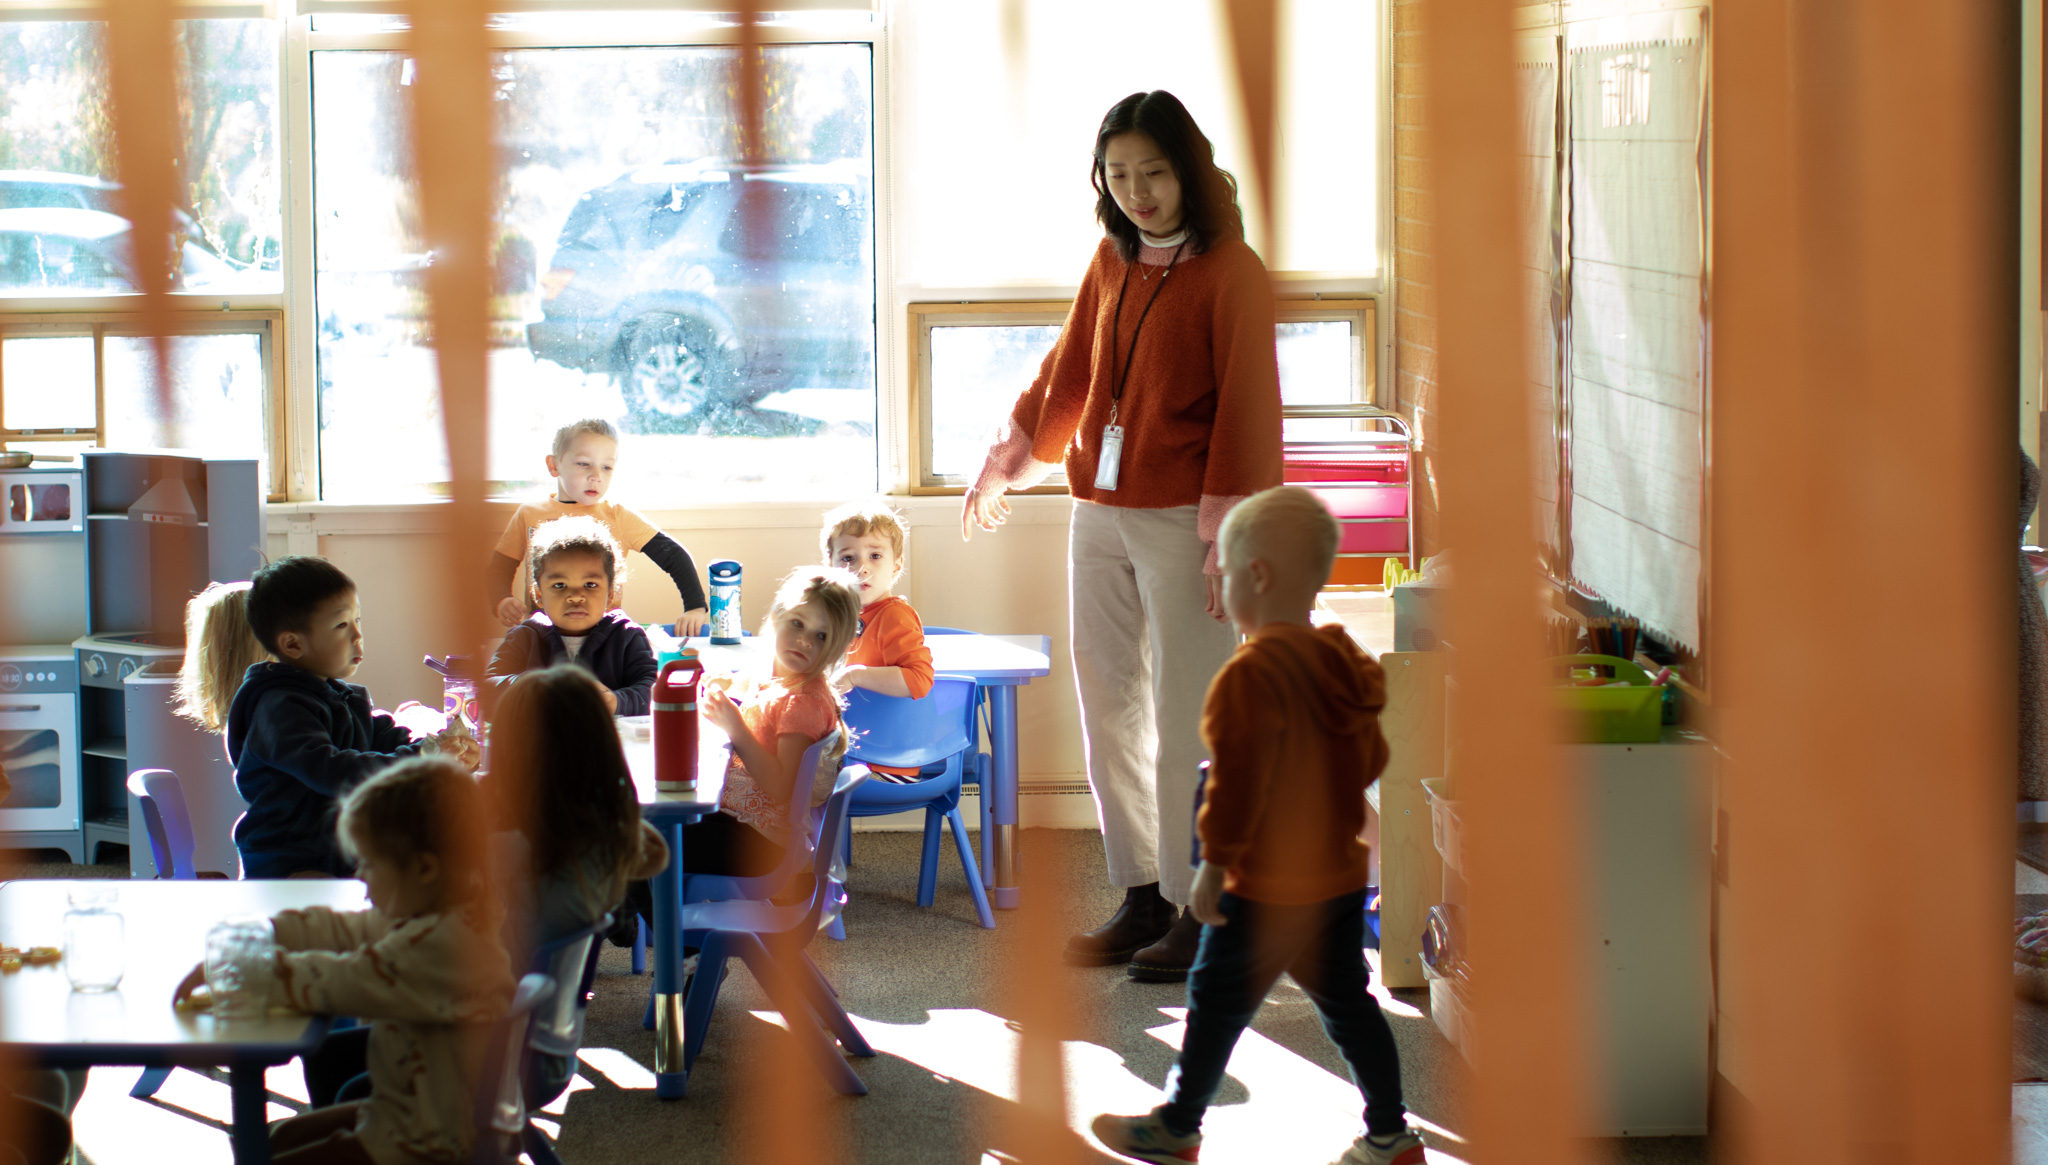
top-left (1159, 887), bottom-right (1408, 1138)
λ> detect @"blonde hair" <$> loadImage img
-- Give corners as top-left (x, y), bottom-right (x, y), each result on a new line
top-left (176, 581), bottom-right (270, 733)
top-left (551, 418), bottom-right (618, 458)
top-left (762, 567), bottom-right (863, 686)
top-left (1218, 486), bottom-right (1342, 591)
top-left (339, 756), bottom-right (493, 911)
top-left (820, 498), bottom-right (908, 564)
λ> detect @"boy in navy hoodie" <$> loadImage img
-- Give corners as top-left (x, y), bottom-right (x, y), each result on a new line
top-left (484, 516), bottom-right (657, 716)
top-left (229, 556), bottom-right (478, 878)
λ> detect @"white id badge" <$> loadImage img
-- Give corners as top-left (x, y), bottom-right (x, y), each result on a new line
top-left (1095, 424), bottom-right (1125, 491)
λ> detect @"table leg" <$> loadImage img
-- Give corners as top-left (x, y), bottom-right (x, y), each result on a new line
top-left (228, 1061), bottom-right (273, 1165)
top-left (652, 818), bottom-right (688, 1099)
top-left (988, 686), bottom-right (1020, 911)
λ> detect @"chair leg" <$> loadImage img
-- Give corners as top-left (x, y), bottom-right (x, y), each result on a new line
top-left (947, 807), bottom-right (997, 929)
top-left (842, 812), bottom-right (854, 867)
top-left (793, 950), bottom-right (874, 1057)
top-left (917, 808), bottom-right (944, 908)
top-left (128, 1066), bottom-right (172, 1099)
top-left (631, 915), bottom-right (647, 975)
top-left (682, 933), bottom-right (731, 1070)
top-left (737, 938), bottom-right (867, 1096)
top-left (642, 979), bottom-right (656, 1031)
top-left (826, 910), bottom-right (847, 942)
top-left (976, 755), bottom-right (995, 886)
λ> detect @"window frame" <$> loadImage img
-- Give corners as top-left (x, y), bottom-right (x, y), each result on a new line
top-left (905, 296), bottom-right (1378, 495)
top-left (0, 309), bottom-right (289, 500)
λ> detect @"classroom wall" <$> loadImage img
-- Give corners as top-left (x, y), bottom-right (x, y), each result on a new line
top-left (265, 493), bottom-right (1094, 815)
top-left (1390, 0), bottom-right (1443, 556)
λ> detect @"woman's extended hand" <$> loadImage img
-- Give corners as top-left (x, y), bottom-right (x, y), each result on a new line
top-left (1204, 572), bottom-right (1227, 623)
top-left (961, 483), bottom-right (1012, 541)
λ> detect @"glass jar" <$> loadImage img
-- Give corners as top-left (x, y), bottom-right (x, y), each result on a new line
top-left (62, 886), bottom-right (124, 993)
top-left (203, 913), bottom-right (277, 1021)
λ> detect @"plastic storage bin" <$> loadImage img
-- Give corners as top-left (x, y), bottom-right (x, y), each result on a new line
top-left (1551, 654), bottom-right (1664, 743)
top-left (1420, 775), bottom-right (1463, 875)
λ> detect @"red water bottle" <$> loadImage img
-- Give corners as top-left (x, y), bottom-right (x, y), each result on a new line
top-left (653, 654), bottom-right (704, 792)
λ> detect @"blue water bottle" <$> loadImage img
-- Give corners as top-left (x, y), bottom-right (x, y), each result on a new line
top-left (707, 560), bottom-right (742, 644)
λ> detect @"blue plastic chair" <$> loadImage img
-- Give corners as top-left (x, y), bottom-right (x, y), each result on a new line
top-left (838, 676), bottom-right (996, 930)
top-left (126, 768), bottom-right (197, 881)
top-left (867, 628), bottom-right (995, 881)
top-left (517, 918), bottom-right (607, 1165)
top-left (472, 972), bottom-right (556, 1165)
top-left (674, 763), bottom-right (876, 1094)
top-left (642, 730), bottom-right (846, 1029)
top-left (125, 768), bottom-right (199, 1100)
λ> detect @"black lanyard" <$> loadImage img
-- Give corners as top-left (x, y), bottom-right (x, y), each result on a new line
top-left (1106, 238), bottom-right (1187, 423)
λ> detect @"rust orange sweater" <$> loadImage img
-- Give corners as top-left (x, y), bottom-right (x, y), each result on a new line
top-left (976, 235), bottom-right (1284, 570)
top-left (1197, 622), bottom-right (1388, 905)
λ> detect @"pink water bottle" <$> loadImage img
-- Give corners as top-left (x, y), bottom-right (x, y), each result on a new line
top-left (653, 654), bottom-right (705, 792)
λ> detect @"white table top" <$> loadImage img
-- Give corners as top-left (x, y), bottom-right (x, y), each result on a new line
top-left (673, 632), bottom-right (1052, 682)
top-left (0, 879), bottom-right (367, 1054)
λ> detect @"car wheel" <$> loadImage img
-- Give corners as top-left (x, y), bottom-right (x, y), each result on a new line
top-left (618, 313), bottom-right (735, 427)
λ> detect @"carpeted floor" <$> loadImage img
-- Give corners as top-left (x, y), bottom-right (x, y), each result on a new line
top-left (5, 833), bottom-right (1709, 1164)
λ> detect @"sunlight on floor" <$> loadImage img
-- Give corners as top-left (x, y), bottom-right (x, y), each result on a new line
top-left (839, 1007), bottom-right (1472, 1164)
top-left (576, 1046), bottom-right (658, 1091)
top-left (70, 1062), bottom-right (307, 1165)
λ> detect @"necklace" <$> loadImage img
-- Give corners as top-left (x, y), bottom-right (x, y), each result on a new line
top-left (1106, 237), bottom-right (1188, 426)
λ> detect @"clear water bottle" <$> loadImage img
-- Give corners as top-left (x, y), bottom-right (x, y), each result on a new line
top-left (707, 560), bottom-right (742, 645)
top-left (62, 886), bottom-right (124, 993)
top-left (204, 913), bottom-right (277, 1020)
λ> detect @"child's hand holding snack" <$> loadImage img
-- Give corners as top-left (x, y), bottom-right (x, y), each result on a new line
top-left (172, 962), bottom-right (211, 1011)
top-left (429, 726), bottom-right (481, 771)
top-left (700, 686), bottom-right (744, 737)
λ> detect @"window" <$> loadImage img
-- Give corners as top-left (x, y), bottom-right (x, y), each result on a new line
top-left (893, 0), bottom-right (1378, 291)
top-left (908, 299), bottom-right (1375, 491)
top-left (0, 18), bottom-right (281, 297)
top-left (310, 41), bottom-right (877, 504)
top-left (0, 313), bottom-right (284, 497)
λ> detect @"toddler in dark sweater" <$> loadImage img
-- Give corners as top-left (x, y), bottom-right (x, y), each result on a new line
top-left (485, 516), bottom-right (657, 716)
top-left (229, 556), bottom-right (478, 879)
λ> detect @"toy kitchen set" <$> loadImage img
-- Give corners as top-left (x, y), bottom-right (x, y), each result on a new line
top-left (0, 451), bottom-right (260, 870)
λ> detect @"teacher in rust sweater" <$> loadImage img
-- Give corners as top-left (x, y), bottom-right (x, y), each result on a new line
top-left (962, 90), bottom-right (1283, 982)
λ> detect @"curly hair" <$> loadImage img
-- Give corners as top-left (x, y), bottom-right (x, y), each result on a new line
top-left (1091, 90), bottom-right (1245, 263)
top-left (527, 515), bottom-right (625, 602)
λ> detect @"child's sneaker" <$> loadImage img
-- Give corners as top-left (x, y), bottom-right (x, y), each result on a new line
top-left (1090, 1107), bottom-right (1202, 1163)
top-left (1333, 1127), bottom-right (1427, 1165)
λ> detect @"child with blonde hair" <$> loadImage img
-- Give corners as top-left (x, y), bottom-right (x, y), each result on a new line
top-left (174, 757), bottom-right (514, 1165)
top-left (695, 567), bottom-right (861, 877)
top-left (1092, 486), bottom-right (1422, 1165)
top-left (175, 581), bottom-right (270, 733)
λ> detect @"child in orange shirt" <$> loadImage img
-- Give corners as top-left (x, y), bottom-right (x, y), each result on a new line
top-left (823, 501), bottom-right (935, 783)
top-left (1091, 487), bottom-right (1422, 1165)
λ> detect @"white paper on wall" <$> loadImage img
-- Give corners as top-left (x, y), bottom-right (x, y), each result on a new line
top-left (1566, 37), bottom-right (1704, 650)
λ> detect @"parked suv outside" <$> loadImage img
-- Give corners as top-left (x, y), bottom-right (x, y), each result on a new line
top-left (527, 159), bottom-right (874, 430)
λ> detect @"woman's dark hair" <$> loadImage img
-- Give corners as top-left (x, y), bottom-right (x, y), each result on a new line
top-left (487, 665), bottom-right (639, 892)
top-left (1092, 90), bottom-right (1245, 263)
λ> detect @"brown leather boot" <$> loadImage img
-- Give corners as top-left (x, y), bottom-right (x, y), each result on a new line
top-left (1127, 908), bottom-right (1204, 982)
top-left (1063, 882), bottom-right (1176, 966)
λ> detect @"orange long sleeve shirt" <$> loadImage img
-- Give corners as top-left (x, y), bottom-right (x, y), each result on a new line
top-left (845, 595), bottom-right (935, 779)
top-left (977, 235), bottom-right (1284, 566)
top-left (1197, 622), bottom-right (1389, 905)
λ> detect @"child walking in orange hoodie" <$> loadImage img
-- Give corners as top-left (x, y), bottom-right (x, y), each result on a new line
top-left (1091, 486), bottom-right (1423, 1165)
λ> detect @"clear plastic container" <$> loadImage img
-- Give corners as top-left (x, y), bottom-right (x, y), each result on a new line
top-left (62, 886), bottom-right (124, 993)
top-left (204, 913), bottom-right (277, 1020)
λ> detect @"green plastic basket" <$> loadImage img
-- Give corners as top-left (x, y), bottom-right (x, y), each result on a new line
top-left (1550, 654), bottom-right (1664, 743)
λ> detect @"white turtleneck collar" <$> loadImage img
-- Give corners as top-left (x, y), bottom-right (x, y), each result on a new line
top-left (1138, 227), bottom-right (1188, 250)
